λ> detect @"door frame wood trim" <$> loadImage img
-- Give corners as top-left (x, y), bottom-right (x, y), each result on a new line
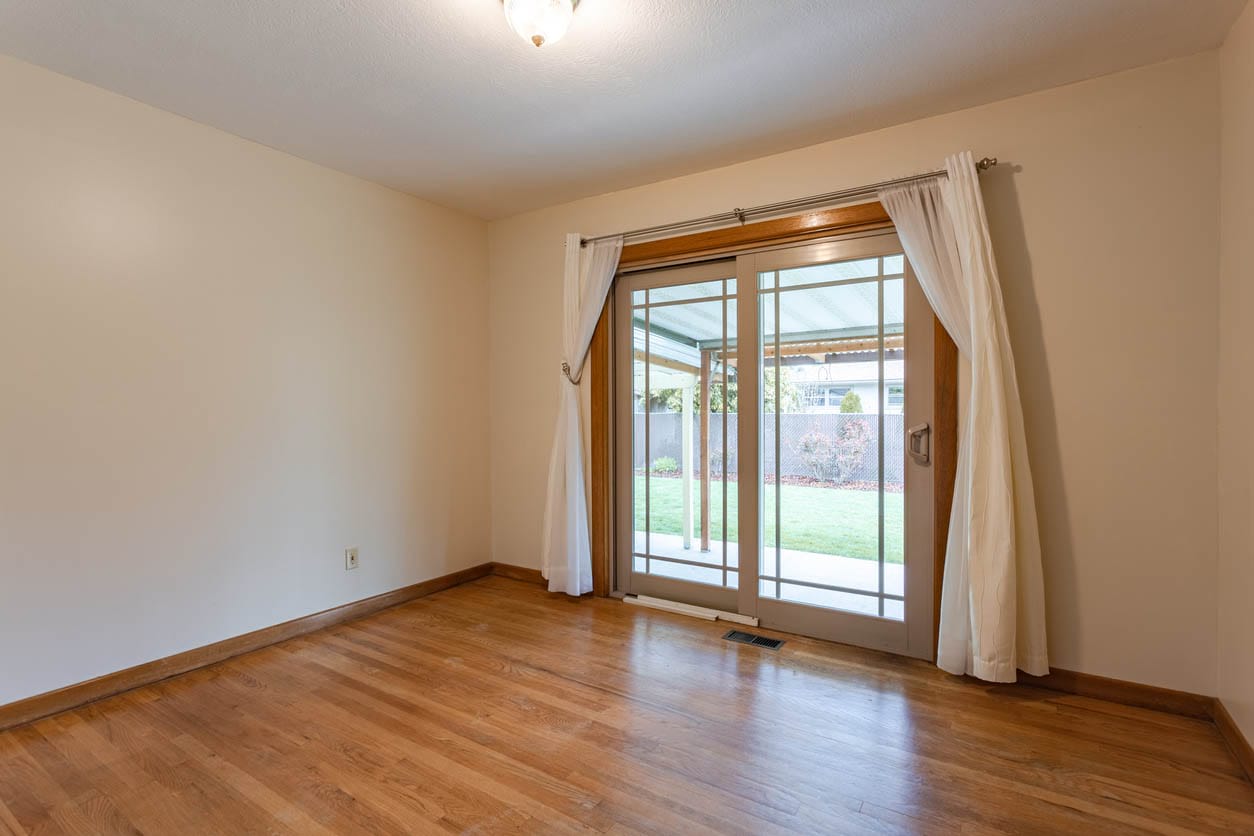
top-left (616, 202), bottom-right (894, 269)
top-left (590, 302), bottom-right (613, 597)
top-left (591, 202), bottom-right (904, 597)
top-left (591, 203), bottom-right (960, 643)
top-left (933, 320), bottom-right (958, 651)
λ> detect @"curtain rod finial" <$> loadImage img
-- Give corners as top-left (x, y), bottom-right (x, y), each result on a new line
top-left (976, 157), bottom-right (998, 171)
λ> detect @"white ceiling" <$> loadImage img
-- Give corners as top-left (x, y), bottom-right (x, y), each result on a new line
top-left (0, 1), bottom-right (1245, 218)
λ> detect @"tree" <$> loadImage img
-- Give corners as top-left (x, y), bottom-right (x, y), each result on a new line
top-left (763, 368), bottom-right (803, 413)
top-left (839, 390), bottom-right (864, 414)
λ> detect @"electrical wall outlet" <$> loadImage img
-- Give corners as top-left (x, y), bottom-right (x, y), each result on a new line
top-left (345, 547), bottom-right (359, 570)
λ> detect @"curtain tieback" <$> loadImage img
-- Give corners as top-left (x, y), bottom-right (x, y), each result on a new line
top-left (561, 361), bottom-right (579, 384)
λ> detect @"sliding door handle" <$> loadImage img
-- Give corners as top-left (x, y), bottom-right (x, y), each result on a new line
top-left (907, 423), bottom-right (931, 466)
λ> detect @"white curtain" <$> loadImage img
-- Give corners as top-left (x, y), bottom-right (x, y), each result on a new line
top-left (541, 233), bottom-right (624, 596)
top-left (880, 151), bottom-right (1048, 682)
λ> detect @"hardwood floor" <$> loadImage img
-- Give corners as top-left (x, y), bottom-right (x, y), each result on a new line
top-left (1, 576), bottom-right (1251, 835)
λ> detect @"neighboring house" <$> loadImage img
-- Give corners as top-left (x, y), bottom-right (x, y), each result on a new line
top-left (789, 356), bottom-right (905, 415)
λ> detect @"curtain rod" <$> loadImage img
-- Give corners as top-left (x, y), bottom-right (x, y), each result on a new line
top-left (581, 156), bottom-right (999, 246)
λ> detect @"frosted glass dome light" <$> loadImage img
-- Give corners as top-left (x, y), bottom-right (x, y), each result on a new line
top-left (503, 0), bottom-right (575, 48)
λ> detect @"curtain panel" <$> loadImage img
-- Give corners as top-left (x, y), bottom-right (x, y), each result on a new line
top-left (540, 234), bottom-right (624, 596)
top-left (880, 151), bottom-right (1048, 682)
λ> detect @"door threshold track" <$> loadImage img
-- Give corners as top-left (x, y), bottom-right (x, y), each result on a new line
top-left (624, 595), bottom-right (759, 627)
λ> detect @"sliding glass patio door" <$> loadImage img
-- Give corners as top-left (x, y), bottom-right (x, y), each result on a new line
top-left (740, 236), bottom-right (934, 657)
top-left (614, 261), bottom-right (740, 612)
top-left (616, 232), bottom-right (935, 659)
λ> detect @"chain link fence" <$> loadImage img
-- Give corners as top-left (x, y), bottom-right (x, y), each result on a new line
top-left (633, 412), bottom-right (905, 487)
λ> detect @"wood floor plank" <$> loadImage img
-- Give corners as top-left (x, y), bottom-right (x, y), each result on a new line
top-left (363, 581), bottom-right (1254, 832)
top-left (1, 576), bottom-right (1252, 834)
top-left (318, 614), bottom-right (867, 827)
top-left (285, 635), bottom-right (798, 834)
top-left (0, 797), bottom-right (26, 836)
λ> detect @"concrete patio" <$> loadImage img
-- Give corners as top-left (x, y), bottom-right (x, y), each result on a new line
top-left (634, 531), bottom-right (904, 618)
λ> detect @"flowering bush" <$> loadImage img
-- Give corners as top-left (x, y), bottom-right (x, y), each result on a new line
top-left (833, 418), bottom-right (872, 482)
top-left (795, 418), bottom-right (872, 483)
top-left (795, 426), bottom-right (836, 481)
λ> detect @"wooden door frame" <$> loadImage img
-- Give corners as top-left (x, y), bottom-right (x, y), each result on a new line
top-left (589, 302), bottom-right (613, 596)
top-left (586, 201), bottom-right (958, 653)
top-left (931, 311), bottom-right (958, 648)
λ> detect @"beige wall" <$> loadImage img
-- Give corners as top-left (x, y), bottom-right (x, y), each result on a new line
top-left (1, 42), bottom-right (1237, 707)
top-left (0, 56), bottom-right (491, 705)
top-left (1218, 3), bottom-right (1254, 741)
top-left (488, 54), bottom-right (1222, 694)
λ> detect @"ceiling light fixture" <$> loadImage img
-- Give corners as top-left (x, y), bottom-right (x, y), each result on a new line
top-left (502, 0), bottom-right (577, 48)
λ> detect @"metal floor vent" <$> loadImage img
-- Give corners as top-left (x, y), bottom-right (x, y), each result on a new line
top-left (723, 629), bottom-right (785, 650)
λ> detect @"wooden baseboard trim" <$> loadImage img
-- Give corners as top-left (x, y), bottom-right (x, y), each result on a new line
top-left (1213, 699), bottom-right (1254, 784)
top-left (1018, 667), bottom-right (1216, 720)
top-left (0, 562), bottom-right (495, 733)
top-left (11, 559), bottom-right (1247, 785)
top-left (1014, 669), bottom-right (1254, 784)
top-left (489, 562), bottom-right (546, 585)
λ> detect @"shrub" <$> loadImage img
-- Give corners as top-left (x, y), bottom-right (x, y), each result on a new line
top-left (839, 390), bottom-right (864, 413)
top-left (795, 426), bottom-right (835, 481)
top-left (833, 418), bottom-right (872, 482)
top-left (650, 456), bottom-right (680, 475)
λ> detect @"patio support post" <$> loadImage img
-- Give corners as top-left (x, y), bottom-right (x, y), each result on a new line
top-left (682, 376), bottom-right (695, 550)
top-left (699, 349), bottom-right (711, 552)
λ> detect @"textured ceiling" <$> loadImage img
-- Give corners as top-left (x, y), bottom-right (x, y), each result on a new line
top-left (0, 0), bottom-right (1246, 218)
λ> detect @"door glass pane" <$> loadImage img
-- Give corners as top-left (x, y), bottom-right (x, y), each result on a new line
top-left (758, 254), bottom-right (906, 620)
top-left (883, 277), bottom-right (906, 596)
top-left (632, 277), bottom-right (737, 588)
top-left (633, 324), bottom-right (648, 556)
top-left (649, 279), bottom-right (732, 305)
top-left (761, 274), bottom-right (779, 597)
top-left (775, 256), bottom-right (881, 289)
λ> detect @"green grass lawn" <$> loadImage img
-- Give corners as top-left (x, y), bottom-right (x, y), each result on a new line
top-left (635, 474), bottom-right (902, 563)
